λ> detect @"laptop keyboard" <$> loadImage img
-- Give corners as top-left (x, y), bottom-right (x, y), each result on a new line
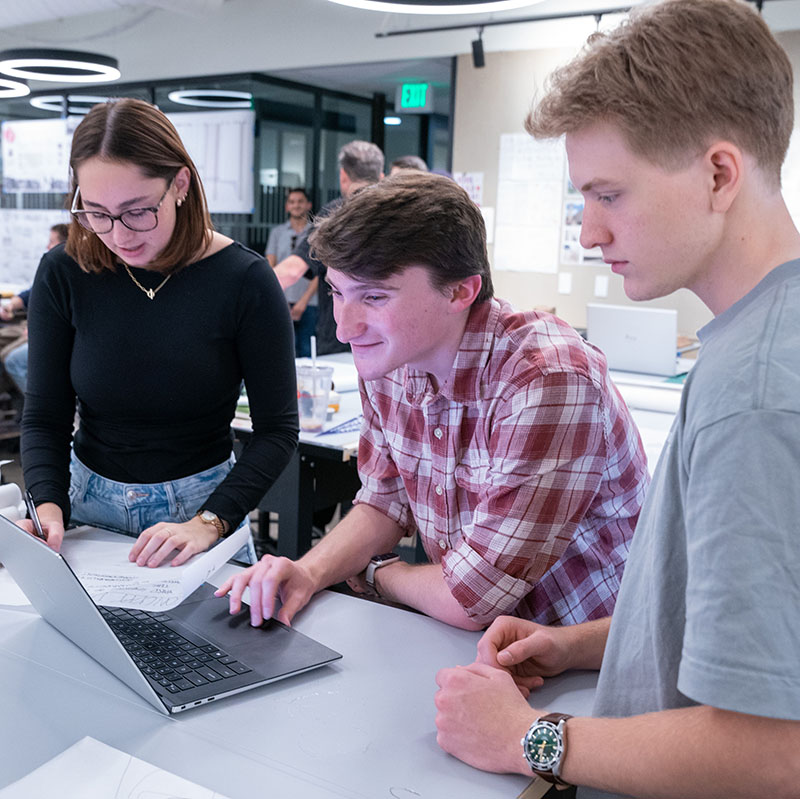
top-left (99, 606), bottom-right (252, 694)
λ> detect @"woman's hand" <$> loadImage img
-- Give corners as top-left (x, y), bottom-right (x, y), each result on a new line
top-left (129, 516), bottom-right (218, 568)
top-left (17, 501), bottom-right (65, 552)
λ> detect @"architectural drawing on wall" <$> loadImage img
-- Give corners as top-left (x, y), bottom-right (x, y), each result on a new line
top-left (169, 110), bottom-right (255, 214)
top-left (493, 133), bottom-right (565, 274)
top-left (0, 111), bottom-right (255, 216)
top-left (0, 209), bottom-right (69, 287)
top-left (1, 118), bottom-right (77, 194)
top-left (561, 179), bottom-right (604, 265)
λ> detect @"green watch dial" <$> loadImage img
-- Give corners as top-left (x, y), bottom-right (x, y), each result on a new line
top-left (523, 723), bottom-right (561, 769)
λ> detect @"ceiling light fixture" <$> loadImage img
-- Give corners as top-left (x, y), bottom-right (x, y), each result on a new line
top-left (0, 49), bottom-right (120, 84)
top-left (327, 0), bottom-right (545, 14)
top-left (383, 116), bottom-right (402, 125)
top-left (167, 89), bottom-right (253, 109)
top-left (30, 95), bottom-right (107, 115)
top-left (0, 77), bottom-right (29, 98)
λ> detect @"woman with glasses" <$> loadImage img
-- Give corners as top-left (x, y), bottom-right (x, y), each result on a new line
top-left (20, 98), bottom-right (297, 568)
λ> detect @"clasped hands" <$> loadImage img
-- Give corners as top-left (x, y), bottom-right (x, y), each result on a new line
top-left (434, 616), bottom-right (574, 775)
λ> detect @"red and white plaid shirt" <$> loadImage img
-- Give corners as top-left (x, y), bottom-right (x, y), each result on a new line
top-left (354, 299), bottom-right (649, 626)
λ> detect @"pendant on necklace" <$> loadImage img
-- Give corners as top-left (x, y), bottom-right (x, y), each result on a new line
top-left (146, 289), bottom-right (155, 300)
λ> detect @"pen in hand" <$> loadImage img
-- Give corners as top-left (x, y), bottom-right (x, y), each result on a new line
top-left (24, 490), bottom-right (47, 541)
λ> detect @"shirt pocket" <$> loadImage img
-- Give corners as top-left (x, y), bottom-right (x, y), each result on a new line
top-left (453, 456), bottom-right (490, 495)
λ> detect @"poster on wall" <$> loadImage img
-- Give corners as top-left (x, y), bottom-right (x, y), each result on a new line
top-left (493, 133), bottom-right (565, 274)
top-left (0, 209), bottom-right (70, 287)
top-left (168, 110), bottom-right (255, 214)
top-left (1, 118), bottom-right (75, 194)
top-left (1, 112), bottom-right (255, 215)
top-left (560, 179), bottom-right (604, 265)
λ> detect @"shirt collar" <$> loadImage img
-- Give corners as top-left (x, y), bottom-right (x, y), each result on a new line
top-left (403, 299), bottom-right (498, 406)
top-left (698, 258), bottom-right (800, 343)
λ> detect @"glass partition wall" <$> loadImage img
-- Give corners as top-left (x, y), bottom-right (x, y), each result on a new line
top-left (0, 68), bottom-right (450, 255)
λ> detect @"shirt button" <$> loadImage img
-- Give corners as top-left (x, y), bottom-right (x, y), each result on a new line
top-left (438, 539), bottom-right (447, 550)
top-left (435, 485), bottom-right (443, 496)
top-left (433, 427), bottom-right (443, 439)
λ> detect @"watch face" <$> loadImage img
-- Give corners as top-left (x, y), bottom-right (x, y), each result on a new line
top-left (524, 722), bottom-right (562, 770)
top-left (201, 511), bottom-right (217, 522)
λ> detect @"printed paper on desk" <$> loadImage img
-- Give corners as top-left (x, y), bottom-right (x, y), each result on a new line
top-left (0, 736), bottom-right (229, 799)
top-left (60, 524), bottom-right (249, 612)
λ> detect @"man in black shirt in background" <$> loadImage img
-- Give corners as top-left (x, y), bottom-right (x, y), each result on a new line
top-left (274, 140), bottom-right (384, 355)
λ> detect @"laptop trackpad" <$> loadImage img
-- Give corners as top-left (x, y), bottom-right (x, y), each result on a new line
top-left (168, 583), bottom-right (341, 676)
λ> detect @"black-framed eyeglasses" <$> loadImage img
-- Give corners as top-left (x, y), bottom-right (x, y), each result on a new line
top-left (70, 183), bottom-right (172, 234)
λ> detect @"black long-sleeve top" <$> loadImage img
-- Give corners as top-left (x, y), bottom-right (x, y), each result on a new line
top-left (22, 241), bottom-right (298, 529)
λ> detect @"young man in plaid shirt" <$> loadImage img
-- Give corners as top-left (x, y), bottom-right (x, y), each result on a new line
top-left (218, 170), bottom-right (648, 631)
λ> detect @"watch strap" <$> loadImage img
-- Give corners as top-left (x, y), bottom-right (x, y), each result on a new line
top-left (365, 552), bottom-right (400, 595)
top-left (523, 713), bottom-right (573, 788)
top-left (195, 509), bottom-right (226, 539)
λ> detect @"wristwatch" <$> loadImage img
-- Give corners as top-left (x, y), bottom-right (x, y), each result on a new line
top-left (195, 509), bottom-right (227, 539)
top-left (521, 712), bottom-right (573, 788)
top-left (365, 552), bottom-right (400, 595)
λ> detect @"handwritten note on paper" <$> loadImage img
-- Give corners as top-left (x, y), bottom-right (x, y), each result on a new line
top-left (0, 736), bottom-right (229, 799)
top-left (60, 525), bottom-right (248, 612)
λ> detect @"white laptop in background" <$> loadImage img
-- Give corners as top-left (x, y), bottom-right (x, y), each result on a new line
top-left (586, 303), bottom-right (694, 377)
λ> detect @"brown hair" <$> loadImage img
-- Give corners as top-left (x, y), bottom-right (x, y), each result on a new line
top-left (50, 223), bottom-right (69, 244)
top-left (309, 171), bottom-right (493, 303)
top-left (66, 98), bottom-right (213, 274)
top-left (526, 0), bottom-right (793, 184)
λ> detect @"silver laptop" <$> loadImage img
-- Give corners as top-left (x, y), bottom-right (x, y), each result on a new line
top-left (586, 303), bottom-right (693, 377)
top-left (0, 516), bottom-right (341, 714)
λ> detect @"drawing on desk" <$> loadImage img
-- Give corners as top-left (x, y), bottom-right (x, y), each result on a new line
top-left (0, 736), bottom-right (229, 799)
top-left (60, 525), bottom-right (248, 612)
top-left (316, 415), bottom-right (364, 436)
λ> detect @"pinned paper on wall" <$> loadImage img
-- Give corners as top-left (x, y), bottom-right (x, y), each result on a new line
top-left (454, 171), bottom-right (484, 206)
top-left (557, 271), bottom-right (573, 295)
top-left (493, 134), bottom-right (565, 274)
top-left (594, 274), bottom-right (610, 298)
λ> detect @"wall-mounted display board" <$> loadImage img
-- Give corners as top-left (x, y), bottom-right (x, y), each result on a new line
top-left (0, 209), bottom-right (69, 288)
top-left (1, 110), bottom-right (255, 215)
top-left (1, 118), bottom-right (76, 194)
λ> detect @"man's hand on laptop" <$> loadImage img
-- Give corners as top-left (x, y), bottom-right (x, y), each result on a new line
top-left (215, 555), bottom-right (316, 627)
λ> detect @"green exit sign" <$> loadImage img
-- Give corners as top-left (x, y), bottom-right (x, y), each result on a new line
top-left (395, 83), bottom-right (433, 114)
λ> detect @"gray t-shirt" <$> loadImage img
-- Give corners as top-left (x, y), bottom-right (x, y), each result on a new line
top-left (580, 259), bottom-right (800, 799)
top-left (265, 220), bottom-right (316, 306)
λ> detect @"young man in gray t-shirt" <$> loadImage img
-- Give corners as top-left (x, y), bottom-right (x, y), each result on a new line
top-left (433, 1), bottom-right (800, 796)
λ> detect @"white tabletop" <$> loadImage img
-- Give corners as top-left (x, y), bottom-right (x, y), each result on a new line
top-left (0, 561), bottom-right (597, 798)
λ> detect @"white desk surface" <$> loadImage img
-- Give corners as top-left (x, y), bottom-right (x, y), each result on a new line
top-left (0, 561), bottom-right (597, 798)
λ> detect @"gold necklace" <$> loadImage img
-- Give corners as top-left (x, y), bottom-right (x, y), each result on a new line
top-left (124, 263), bottom-right (172, 300)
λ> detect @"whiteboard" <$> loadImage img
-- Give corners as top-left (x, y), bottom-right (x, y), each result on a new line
top-left (167, 110), bottom-right (255, 214)
top-left (0, 209), bottom-right (70, 288)
top-left (1, 111), bottom-right (255, 214)
top-left (1, 118), bottom-right (74, 194)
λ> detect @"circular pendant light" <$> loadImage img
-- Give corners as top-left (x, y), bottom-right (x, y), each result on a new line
top-left (167, 89), bottom-right (253, 109)
top-left (30, 94), bottom-right (108, 115)
top-left (0, 77), bottom-right (29, 98)
top-left (0, 49), bottom-right (120, 83)
top-left (326, 0), bottom-right (545, 13)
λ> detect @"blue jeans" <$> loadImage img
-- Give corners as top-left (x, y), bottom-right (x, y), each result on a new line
top-left (4, 341), bottom-right (27, 393)
top-left (68, 452), bottom-right (256, 564)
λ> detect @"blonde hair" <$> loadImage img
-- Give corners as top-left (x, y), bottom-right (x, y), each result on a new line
top-left (526, 0), bottom-right (793, 184)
